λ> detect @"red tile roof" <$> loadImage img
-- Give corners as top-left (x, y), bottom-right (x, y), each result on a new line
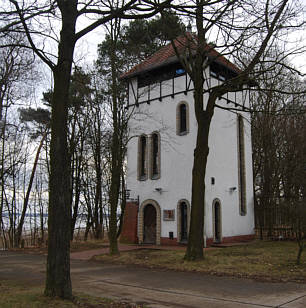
top-left (120, 33), bottom-right (241, 80)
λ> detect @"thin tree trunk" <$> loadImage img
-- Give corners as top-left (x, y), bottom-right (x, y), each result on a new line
top-left (0, 121), bottom-right (5, 235)
top-left (92, 127), bottom-right (103, 239)
top-left (108, 114), bottom-right (121, 254)
top-left (71, 165), bottom-right (81, 240)
top-left (84, 215), bottom-right (92, 241)
top-left (117, 173), bottom-right (126, 239)
top-left (296, 241), bottom-right (303, 265)
top-left (15, 129), bottom-right (48, 247)
top-left (108, 21), bottom-right (122, 255)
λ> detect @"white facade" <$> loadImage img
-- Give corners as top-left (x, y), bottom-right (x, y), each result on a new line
top-left (126, 67), bottom-right (255, 244)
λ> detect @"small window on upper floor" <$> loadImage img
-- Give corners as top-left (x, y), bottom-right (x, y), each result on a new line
top-left (180, 104), bottom-right (187, 133)
top-left (210, 62), bottom-right (236, 82)
top-left (176, 102), bottom-right (189, 135)
top-left (138, 135), bottom-right (148, 181)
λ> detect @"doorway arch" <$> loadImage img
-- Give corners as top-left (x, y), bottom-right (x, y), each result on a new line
top-left (144, 204), bottom-right (156, 243)
top-left (212, 199), bottom-right (222, 243)
top-left (138, 199), bottom-right (161, 245)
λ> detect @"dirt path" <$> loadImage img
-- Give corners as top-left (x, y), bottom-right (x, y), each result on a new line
top-left (1, 251), bottom-right (305, 308)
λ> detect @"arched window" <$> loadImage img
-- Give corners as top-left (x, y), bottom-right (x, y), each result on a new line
top-left (180, 104), bottom-right (187, 133)
top-left (138, 135), bottom-right (148, 180)
top-left (212, 199), bottom-right (222, 243)
top-left (150, 132), bottom-right (160, 179)
top-left (177, 199), bottom-right (190, 243)
top-left (176, 102), bottom-right (189, 135)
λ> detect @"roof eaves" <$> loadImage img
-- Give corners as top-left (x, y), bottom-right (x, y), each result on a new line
top-left (120, 55), bottom-right (180, 80)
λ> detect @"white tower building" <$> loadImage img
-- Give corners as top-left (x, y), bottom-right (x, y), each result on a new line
top-left (120, 35), bottom-right (255, 246)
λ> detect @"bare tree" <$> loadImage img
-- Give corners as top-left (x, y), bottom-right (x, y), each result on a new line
top-left (96, 12), bottom-right (184, 254)
top-left (251, 61), bottom-right (306, 242)
top-left (99, 18), bottom-right (129, 255)
top-left (0, 116), bottom-right (30, 248)
top-left (84, 87), bottom-right (108, 241)
top-left (168, 0), bottom-right (305, 260)
top-left (12, 107), bottom-right (50, 247)
top-left (291, 199), bottom-right (306, 265)
top-left (1, 0), bottom-right (172, 298)
top-left (0, 35), bottom-right (36, 122)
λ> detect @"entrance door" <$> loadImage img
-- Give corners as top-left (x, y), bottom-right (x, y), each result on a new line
top-left (180, 202), bottom-right (188, 242)
top-left (214, 201), bottom-right (221, 243)
top-left (143, 204), bottom-right (156, 244)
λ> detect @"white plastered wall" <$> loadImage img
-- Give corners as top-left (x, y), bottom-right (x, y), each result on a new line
top-left (126, 70), bottom-right (255, 241)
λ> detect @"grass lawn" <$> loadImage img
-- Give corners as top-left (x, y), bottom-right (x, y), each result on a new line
top-left (94, 240), bottom-right (306, 283)
top-left (70, 239), bottom-right (109, 252)
top-left (0, 280), bottom-right (145, 308)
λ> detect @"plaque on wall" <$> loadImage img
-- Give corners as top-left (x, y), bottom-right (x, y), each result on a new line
top-left (163, 209), bottom-right (175, 221)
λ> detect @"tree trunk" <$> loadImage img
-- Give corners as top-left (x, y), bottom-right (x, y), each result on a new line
top-left (108, 112), bottom-right (121, 255)
top-left (184, 3), bottom-right (215, 260)
top-left (185, 139), bottom-right (206, 259)
top-left (84, 215), bottom-right (92, 241)
top-left (44, 1), bottom-right (77, 299)
top-left (296, 241), bottom-right (303, 265)
top-left (108, 28), bottom-right (123, 255)
top-left (185, 100), bottom-right (213, 260)
top-left (92, 127), bottom-right (103, 239)
top-left (117, 173), bottom-right (126, 239)
top-left (70, 160), bottom-right (81, 240)
top-left (0, 122), bottom-right (6, 234)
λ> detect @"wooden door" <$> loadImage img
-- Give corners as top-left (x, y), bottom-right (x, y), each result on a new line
top-left (144, 204), bottom-right (156, 244)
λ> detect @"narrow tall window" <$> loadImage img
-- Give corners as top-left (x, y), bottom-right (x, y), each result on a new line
top-left (180, 202), bottom-right (188, 242)
top-left (176, 102), bottom-right (189, 135)
top-left (151, 132), bottom-right (160, 179)
top-left (138, 135), bottom-right (147, 180)
top-left (177, 199), bottom-right (190, 244)
top-left (237, 114), bottom-right (246, 215)
top-left (180, 104), bottom-right (187, 133)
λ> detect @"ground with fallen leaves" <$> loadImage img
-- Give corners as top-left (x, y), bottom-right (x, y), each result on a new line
top-left (94, 240), bottom-right (306, 283)
top-left (0, 281), bottom-right (146, 308)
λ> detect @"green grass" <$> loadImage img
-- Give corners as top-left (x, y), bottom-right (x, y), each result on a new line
top-left (94, 241), bottom-right (306, 283)
top-left (0, 281), bottom-right (145, 308)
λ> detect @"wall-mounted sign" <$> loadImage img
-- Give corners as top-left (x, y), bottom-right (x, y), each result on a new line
top-left (163, 209), bottom-right (175, 221)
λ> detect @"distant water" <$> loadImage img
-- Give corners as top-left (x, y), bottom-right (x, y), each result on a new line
top-left (1, 213), bottom-right (88, 232)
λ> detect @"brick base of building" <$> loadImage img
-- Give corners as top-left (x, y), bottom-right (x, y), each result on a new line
top-left (160, 234), bottom-right (255, 246)
top-left (160, 237), bottom-right (179, 245)
top-left (120, 202), bottom-right (138, 244)
top-left (120, 203), bottom-right (255, 246)
top-left (205, 234), bottom-right (255, 246)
